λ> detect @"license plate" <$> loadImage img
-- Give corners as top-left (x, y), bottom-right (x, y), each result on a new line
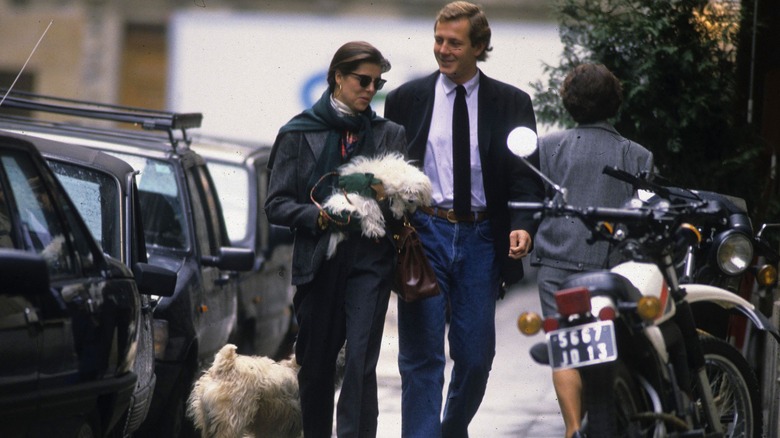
top-left (546, 320), bottom-right (617, 370)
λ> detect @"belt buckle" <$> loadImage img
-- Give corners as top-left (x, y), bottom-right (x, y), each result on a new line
top-left (445, 209), bottom-right (459, 223)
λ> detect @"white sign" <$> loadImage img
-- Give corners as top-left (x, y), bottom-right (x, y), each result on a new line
top-left (168, 10), bottom-right (563, 145)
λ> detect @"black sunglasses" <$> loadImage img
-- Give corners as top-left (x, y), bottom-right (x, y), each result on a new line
top-left (348, 73), bottom-right (387, 91)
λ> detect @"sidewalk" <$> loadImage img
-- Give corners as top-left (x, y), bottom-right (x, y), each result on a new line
top-left (374, 279), bottom-right (565, 437)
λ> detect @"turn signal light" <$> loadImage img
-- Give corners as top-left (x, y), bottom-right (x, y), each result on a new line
top-left (757, 264), bottom-right (778, 287)
top-left (637, 296), bottom-right (662, 321)
top-left (517, 312), bottom-right (542, 335)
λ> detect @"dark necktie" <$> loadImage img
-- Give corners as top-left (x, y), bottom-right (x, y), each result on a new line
top-left (452, 85), bottom-right (471, 215)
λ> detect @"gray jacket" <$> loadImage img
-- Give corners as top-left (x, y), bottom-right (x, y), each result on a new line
top-left (531, 122), bottom-right (654, 270)
top-left (265, 123), bottom-right (407, 285)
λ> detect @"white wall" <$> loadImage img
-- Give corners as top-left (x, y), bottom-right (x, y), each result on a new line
top-left (168, 10), bottom-right (563, 145)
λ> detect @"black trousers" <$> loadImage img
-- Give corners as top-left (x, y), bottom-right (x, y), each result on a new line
top-left (294, 234), bottom-right (394, 438)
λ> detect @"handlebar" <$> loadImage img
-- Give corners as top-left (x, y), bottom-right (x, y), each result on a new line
top-left (507, 201), bottom-right (652, 223)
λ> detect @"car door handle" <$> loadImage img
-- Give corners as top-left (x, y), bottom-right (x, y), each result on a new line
top-left (214, 273), bottom-right (231, 286)
top-left (0, 307), bottom-right (39, 329)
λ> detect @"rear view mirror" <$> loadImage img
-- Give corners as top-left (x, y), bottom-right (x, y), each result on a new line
top-left (507, 126), bottom-right (538, 158)
top-left (0, 249), bottom-right (49, 295)
top-left (507, 126), bottom-right (568, 203)
top-left (133, 262), bottom-right (177, 297)
top-left (202, 247), bottom-right (255, 272)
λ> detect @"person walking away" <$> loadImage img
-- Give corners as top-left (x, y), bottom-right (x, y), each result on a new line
top-left (531, 63), bottom-right (654, 438)
top-left (384, 2), bottom-right (544, 437)
top-left (265, 41), bottom-right (407, 438)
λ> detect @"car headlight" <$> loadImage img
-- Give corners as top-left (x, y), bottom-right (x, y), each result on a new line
top-left (714, 231), bottom-right (753, 275)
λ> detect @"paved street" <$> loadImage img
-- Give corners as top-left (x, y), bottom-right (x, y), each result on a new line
top-left (373, 266), bottom-right (566, 437)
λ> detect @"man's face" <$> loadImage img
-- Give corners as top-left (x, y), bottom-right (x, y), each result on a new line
top-left (434, 17), bottom-right (484, 84)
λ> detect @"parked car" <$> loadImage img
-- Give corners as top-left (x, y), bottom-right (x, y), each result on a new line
top-left (192, 135), bottom-right (296, 358)
top-left (35, 139), bottom-right (178, 437)
top-left (0, 132), bottom-right (167, 437)
top-left (0, 91), bottom-right (254, 437)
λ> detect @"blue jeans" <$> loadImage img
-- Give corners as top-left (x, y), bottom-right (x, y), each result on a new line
top-left (398, 210), bottom-right (500, 438)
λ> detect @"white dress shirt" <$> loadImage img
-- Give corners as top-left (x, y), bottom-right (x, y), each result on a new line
top-left (423, 72), bottom-right (486, 210)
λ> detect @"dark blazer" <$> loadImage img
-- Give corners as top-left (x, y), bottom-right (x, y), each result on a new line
top-left (265, 123), bottom-right (407, 286)
top-left (385, 71), bottom-right (544, 286)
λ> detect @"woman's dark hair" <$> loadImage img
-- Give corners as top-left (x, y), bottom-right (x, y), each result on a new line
top-left (327, 41), bottom-right (391, 92)
top-left (560, 63), bottom-right (623, 124)
top-left (435, 1), bottom-right (492, 62)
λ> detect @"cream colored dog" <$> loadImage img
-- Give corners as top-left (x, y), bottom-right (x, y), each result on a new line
top-left (187, 344), bottom-right (346, 438)
top-left (187, 344), bottom-right (301, 438)
top-left (322, 152), bottom-right (432, 258)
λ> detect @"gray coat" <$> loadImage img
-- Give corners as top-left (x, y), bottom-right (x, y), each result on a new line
top-left (265, 123), bottom-right (407, 285)
top-left (531, 122), bottom-right (654, 270)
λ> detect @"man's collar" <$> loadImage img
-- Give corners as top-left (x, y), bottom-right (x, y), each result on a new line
top-left (440, 70), bottom-right (480, 96)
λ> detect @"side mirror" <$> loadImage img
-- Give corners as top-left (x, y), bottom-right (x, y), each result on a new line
top-left (202, 246), bottom-right (255, 272)
top-left (507, 127), bottom-right (568, 203)
top-left (507, 126), bottom-right (538, 158)
top-left (0, 249), bottom-right (49, 295)
top-left (133, 262), bottom-right (177, 297)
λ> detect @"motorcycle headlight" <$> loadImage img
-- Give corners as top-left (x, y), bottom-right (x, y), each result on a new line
top-left (714, 231), bottom-right (753, 275)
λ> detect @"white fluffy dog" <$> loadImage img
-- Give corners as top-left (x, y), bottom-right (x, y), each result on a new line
top-left (187, 344), bottom-right (346, 438)
top-left (322, 152), bottom-right (432, 257)
top-left (187, 344), bottom-right (301, 438)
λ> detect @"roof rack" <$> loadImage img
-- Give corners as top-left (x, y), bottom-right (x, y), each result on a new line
top-left (0, 88), bottom-right (202, 151)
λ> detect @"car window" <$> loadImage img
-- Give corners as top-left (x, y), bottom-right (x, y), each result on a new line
top-left (107, 152), bottom-right (189, 251)
top-left (47, 160), bottom-right (122, 260)
top-left (205, 161), bottom-right (249, 243)
top-left (187, 165), bottom-right (222, 256)
top-left (0, 151), bottom-right (74, 276)
top-left (0, 179), bottom-right (14, 248)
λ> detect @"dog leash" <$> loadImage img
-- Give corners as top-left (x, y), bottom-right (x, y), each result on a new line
top-left (309, 171), bottom-right (353, 227)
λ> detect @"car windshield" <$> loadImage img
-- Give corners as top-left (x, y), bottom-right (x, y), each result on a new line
top-left (47, 160), bottom-right (122, 260)
top-left (107, 152), bottom-right (189, 251)
top-left (205, 161), bottom-right (250, 243)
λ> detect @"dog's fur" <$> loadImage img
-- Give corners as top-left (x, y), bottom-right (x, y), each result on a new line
top-left (187, 344), bottom-right (346, 438)
top-left (322, 152), bottom-right (432, 257)
top-left (187, 344), bottom-right (301, 438)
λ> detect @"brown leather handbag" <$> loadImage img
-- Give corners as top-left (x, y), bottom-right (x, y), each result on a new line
top-left (393, 218), bottom-right (440, 302)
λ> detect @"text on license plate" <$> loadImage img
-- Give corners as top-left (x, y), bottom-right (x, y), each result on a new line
top-left (546, 320), bottom-right (617, 370)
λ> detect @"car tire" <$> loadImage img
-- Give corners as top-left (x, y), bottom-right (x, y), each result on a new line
top-left (74, 411), bottom-right (100, 438)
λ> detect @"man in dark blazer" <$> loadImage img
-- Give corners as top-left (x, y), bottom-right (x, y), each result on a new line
top-left (384, 2), bottom-right (544, 437)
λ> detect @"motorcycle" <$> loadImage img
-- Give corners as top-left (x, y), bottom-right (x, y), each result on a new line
top-left (507, 127), bottom-right (780, 437)
top-left (642, 174), bottom-right (780, 436)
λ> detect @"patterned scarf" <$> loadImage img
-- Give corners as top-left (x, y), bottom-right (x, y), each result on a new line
top-left (272, 89), bottom-right (386, 202)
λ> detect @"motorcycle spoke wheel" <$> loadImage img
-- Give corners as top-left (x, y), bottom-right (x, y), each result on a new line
top-left (582, 360), bottom-right (652, 437)
top-left (696, 335), bottom-right (762, 438)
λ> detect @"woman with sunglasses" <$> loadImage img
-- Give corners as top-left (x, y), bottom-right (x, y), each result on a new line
top-left (265, 41), bottom-right (406, 438)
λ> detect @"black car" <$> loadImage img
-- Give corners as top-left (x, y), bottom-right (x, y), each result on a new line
top-left (192, 135), bottom-right (296, 358)
top-left (35, 139), bottom-right (177, 437)
top-left (0, 132), bottom-right (166, 437)
top-left (0, 91), bottom-right (254, 437)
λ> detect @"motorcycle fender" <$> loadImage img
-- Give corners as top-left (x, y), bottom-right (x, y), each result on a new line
top-left (611, 261), bottom-right (676, 324)
top-left (643, 325), bottom-right (670, 364)
top-left (684, 284), bottom-right (780, 342)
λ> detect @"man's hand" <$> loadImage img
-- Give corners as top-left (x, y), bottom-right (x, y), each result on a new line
top-left (509, 229), bottom-right (532, 259)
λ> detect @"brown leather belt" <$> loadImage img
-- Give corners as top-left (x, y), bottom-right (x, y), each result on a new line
top-left (419, 206), bottom-right (488, 223)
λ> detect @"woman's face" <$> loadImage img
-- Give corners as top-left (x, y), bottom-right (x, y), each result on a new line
top-left (334, 62), bottom-right (383, 113)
